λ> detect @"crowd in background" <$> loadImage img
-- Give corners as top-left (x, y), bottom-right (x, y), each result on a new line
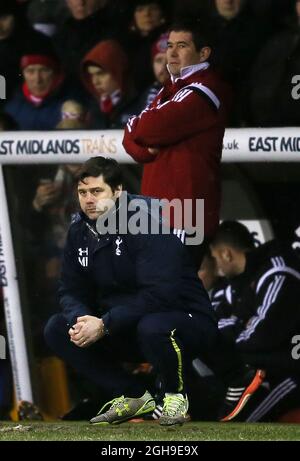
top-left (2, 0), bottom-right (300, 422)
top-left (1, 0), bottom-right (300, 129)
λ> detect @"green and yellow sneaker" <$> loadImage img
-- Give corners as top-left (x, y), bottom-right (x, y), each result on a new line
top-left (159, 393), bottom-right (189, 426)
top-left (90, 391), bottom-right (155, 425)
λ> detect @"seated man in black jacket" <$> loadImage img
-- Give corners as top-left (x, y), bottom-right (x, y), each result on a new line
top-left (210, 221), bottom-right (300, 422)
top-left (44, 156), bottom-right (219, 426)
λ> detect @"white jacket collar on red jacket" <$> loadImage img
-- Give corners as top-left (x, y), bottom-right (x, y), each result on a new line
top-left (168, 62), bottom-right (210, 83)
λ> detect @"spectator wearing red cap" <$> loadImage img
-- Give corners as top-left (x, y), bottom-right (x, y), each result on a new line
top-left (81, 39), bottom-right (145, 129)
top-left (5, 43), bottom-right (80, 130)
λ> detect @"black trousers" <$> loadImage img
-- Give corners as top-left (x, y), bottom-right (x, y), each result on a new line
top-left (44, 311), bottom-right (218, 399)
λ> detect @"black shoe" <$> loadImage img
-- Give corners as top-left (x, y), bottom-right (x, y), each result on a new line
top-left (143, 403), bottom-right (163, 420)
top-left (61, 398), bottom-right (101, 421)
top-left (220, 367), bottom-right (265, 422)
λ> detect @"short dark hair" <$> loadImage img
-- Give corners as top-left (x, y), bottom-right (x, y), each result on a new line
top-left (211, 221), bottom-right (255, 252)
top-left (76, 156), bottom-right (123, 192)
top-left (169, 19), bottom-right (212, 51)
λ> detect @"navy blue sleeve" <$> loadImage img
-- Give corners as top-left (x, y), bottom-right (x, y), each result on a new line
top-left (58, 228), bottom-right (94, 326)
top-left (102, 232), bottom-right (188, 334)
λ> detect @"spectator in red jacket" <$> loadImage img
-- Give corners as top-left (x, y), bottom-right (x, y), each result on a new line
top-left (123, 20), bottom-right (231, 268)
top-left (80, 39), bottom-right (144, 129)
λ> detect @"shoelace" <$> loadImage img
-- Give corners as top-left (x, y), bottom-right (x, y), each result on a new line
top-left (97, 396), bottom-right (125, 416)
top-left (162, 395), bottom-right (185, 417)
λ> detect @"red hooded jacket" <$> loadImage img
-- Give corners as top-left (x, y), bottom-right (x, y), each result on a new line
top-left (80, 39), bottom-right (128, 98)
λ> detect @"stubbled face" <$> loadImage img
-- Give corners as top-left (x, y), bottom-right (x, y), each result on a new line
top-left (87, 65), bottom-right (119, 96)
top-left (78, 175), bottom-right (121, 220)
top-left (166, 31), bottom-right (201, 78)
top-left (23, 65), bottom-right (54, 97)
top-left (0, 15), bottom-right (15, 39)
top-left (215, 0), bottom-right (242, 20)
top-left (66, 0), bottom-right (103, 20)
top-left (153, 53), bottom-right (169, 84)
top-left (134, 3), bottom-right (163, 35)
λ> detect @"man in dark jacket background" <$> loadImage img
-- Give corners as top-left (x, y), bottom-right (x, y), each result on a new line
top-left (0, 0), bottom-right (55, 108)
top-left (44, 156), bottom-right (219, 426)
top-left (52, 0), bottom-right (114, 84)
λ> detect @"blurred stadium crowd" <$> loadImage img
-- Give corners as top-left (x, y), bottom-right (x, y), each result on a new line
top-left (1, 0), bottom-right (300, 129)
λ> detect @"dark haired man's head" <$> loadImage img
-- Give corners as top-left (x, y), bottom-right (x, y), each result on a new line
top-left (77, 156), bottom-right (122, 220)
top-left (77, 156), bottom-right (122, 189)
top-left (211, 221), bottom-right (255, 251)
top-left (169, 20), bottom-right (212, 52)
top-left (167, 20), bottom-right (212, 78)
top-left (210, 221), bottom-right (255, 278)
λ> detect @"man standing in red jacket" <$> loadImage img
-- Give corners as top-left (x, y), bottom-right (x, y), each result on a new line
top-left (123, 20), bottom-right (231, 268)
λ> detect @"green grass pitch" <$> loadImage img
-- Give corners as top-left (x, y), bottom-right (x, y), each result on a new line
top-left (0, 421), bottom-right (300, 441)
